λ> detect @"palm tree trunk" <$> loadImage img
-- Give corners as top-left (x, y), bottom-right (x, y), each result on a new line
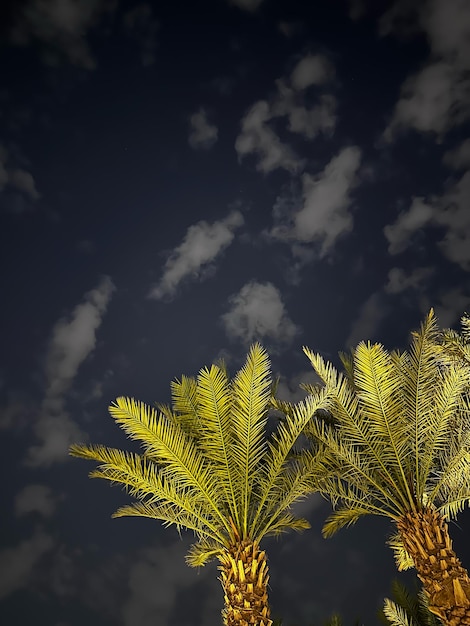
top-left (397, 507), bottom-right (470, 626)
top-left (218, 539), bottom-right (272, 626)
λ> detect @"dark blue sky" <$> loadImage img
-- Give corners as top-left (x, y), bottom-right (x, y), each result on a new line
top-left (1, 0), bottom-right (470, 624)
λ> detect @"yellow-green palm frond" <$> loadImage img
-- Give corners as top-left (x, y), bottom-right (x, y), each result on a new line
top-left (301, 400), bottom-right (408, 520)
top-left (170, 374), bottom-right (200, 435)
top-left (251, 388), bottom-right (330, 539)
top-left (387, 532), bottom-right (415, 571)
top-left (69, 443), bottom-right (224, 539)
top-left (400, 311), bottom-right (441, 498)
top-left (262, 511), bottom-right (311, 537)
top-left (230, 343), bottom-right (272, 536)
top-left (382, 580), bottom-right (442, 626)
top-left (196, 364), bottom-right (239, 526)
top-left (107, 399), bottom-right (231, 533)
top-left (442, 312), bottom-right (470, 366)
top-left (112, 501), bottom-right (220, 540)
top-left (383, 598), bottom-right (415, 626)
top-left (352, 342), bottom-right (410, 474)
top-left (420, 368), bottom-right (470, 507)
top-left (185, 537), bottom-right (225, 567)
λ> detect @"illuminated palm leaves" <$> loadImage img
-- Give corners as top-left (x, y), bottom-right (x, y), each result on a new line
top-left (70, 343), bottom-right (328, 567)
top-left (296, 310), bottom-right (470, 541)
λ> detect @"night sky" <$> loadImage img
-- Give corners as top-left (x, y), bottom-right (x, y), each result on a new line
top-left (1, 0), bottom-right (470, 624)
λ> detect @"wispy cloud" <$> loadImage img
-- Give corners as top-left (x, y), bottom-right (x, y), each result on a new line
top-left (0, 529), bottom-right (54, 600)
top-left (148, 210), bottom-right (244, 300)
top-left (222, 281), bottom-right (299, 347)
top-left (0, 143), bottom-right (40, 210)
top-left (384, 266), bottom-right (434, 294)
top-left (443, 138), bottom-right (470, 170)
top-left (235, 53), bottom-right (336, 173)
top-left (25, 276), bottom-right (115, 466)
top-left (15, 484), bottom-right (60, 518)
top-left (188, 108), bottom-right (218, 150)
top-left (268, 146), bottom-right (362, 258)
top-left (384, 169), bottom-right (470, 271)
top-left (8, 0), bottom-right (115, 68)
top-left (383, 0), bottom-right (470, 140)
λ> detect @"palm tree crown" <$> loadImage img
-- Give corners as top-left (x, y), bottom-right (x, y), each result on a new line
top-left (70, 343), bottom-right (328, 625)
top-left (275, 310), bottom-right (470, 626)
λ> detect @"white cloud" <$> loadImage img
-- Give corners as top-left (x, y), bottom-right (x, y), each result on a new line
top-left (384, 197), bottom-right (434, 254)
top-left (421, 0), bottom-right (470, 68)
top-left (382, 0), bottom-right (470, 140)
top-left (443, 138), bottom-right (470, 169)
top-left (235, 100), bottom-right (301, 174)
top-left (9, 0), bottom-right (114, 69)
top-left (384, 266), bottom-right (434, 294)
top-left (384, 61), bottom-right (470, 139)
top-left (15, 484), bottom-right (59, 518)
top-left (45, 276), bottom-right (115, 398)
top-left (346, 293), bottom-right (388, 347)
top-left (235, 54), bottom-right (336, 173)
top-left (0, 144), bottom-right (40, 203)
top-left (228, 0), bottom-right (265, 12)
top-left (222, 281), bottom-right (299, 346)
top-left (149, 210), bottom-right (244, 300)
top-left (0, 529), bottom-right (54, 599)
top-left (290, 54), bottom-right (334, 90)
top-left (272, 82), bottom-right (336, 139)
top-left (188, 108), bottom-right (218, 150)
top-left (269, 146), bottom-right (362, 257)
top-left (26, 276), bottom-right (115, 466)
top-left (384, 170), bottom-right (470, 270)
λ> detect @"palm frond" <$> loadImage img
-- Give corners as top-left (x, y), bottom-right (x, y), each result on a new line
top-left (303, 348), bottom-right (409, 514)
top-left (386, 532), bottom-right (414, 571)
top-left (108, 397), bottom-right (230, 531)
top-left (69, 443), bottom-right (224, 538)
top-left (230, 343), bottom-right (272, 536)
top-left (322, 504), bottom-right (383, 538)
top-left (170, 375), bottom-right (200, 435)
top-left (352, 342), bottom-right (413, 507)
top-left (112, 500), bottom-right (219, 540)
top-left (185, 537), bottom-right (224, 567)
top-left (390, 580), bottom-right (420, 620)
top-left (383, 598), bottom-right (415, 626)
top-left (251, 388), bottom-right (330, 539)
top-left (196, 364), bottom-right (239, 527)
top-left (263, 512), bottom-right (311, 537)
top-left (401, 310), bottom-right (441, 502)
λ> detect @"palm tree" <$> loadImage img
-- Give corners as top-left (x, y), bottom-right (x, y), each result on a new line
top-left (275, 311), bottom-right (470, 626)
top-left (380, 579), bottom-right (443, 626)
top-left (70, 344), bottom-right (328, 626)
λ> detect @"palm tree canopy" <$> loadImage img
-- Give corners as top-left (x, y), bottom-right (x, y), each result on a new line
top-left (279, 311), bottom-right (470, 558)
top-left (70, 343), bottom-right (328, 567)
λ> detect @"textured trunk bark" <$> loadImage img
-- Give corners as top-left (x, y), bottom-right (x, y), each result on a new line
top-left (397, 508), bottom-right (470, 626)
top-left (218, 540), bottom-right (272, 626)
